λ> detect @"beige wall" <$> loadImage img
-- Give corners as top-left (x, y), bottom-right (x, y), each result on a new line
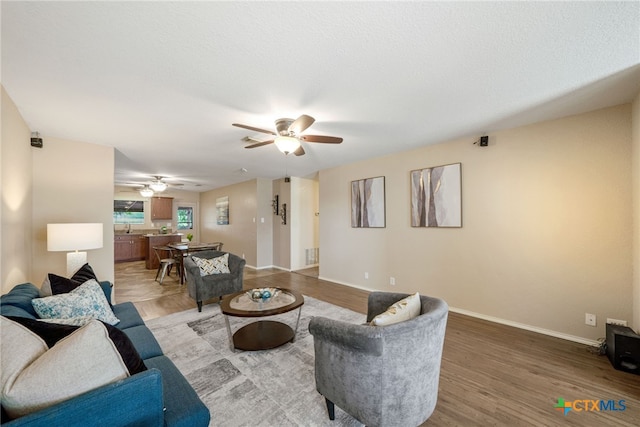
top-left (320, 104), bottom-right (633, 342)
top-left (200, 179), bottom-right (258, 266)
top-left (632, 92), bottom-right (640, 331)
top-left (32, 137), bottom-right (115, 284)
top-left (1, 87), bottom-right (33, 291)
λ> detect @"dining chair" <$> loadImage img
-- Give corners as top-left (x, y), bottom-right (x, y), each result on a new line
top-left (153, 246), bottom-right (177, 284)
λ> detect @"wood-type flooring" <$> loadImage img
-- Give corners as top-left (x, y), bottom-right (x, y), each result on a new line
top-left (114, 261), bottom-right (640, 426)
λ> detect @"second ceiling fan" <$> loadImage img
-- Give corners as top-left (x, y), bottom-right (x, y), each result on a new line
top-left (233, 114), bottom-right (343, 156)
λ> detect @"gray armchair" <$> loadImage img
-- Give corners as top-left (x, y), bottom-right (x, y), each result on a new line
top-left (183, 250), bottom-right (246, 312)
top-left (308, 292), bottom-right (448, 427)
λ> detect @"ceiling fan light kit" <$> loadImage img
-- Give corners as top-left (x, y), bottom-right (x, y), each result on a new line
top-left (149, 181), bottom-right (167, 192)
top-left (274, 136), bottom-right (301, 154)
top-left (139, 186), bottom-right (154, 197)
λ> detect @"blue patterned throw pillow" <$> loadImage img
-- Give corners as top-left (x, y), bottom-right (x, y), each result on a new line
top-left (31, 279), bottom-right (119, 325)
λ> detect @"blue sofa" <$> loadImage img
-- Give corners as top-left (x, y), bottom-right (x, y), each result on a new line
top-left (0, 282), bottom-right (210, 427)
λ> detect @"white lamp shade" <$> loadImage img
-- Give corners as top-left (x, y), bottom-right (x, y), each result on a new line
top-left (47, 223), bottom-right (104, 251)
top-left (274, 136), bottom-right (301, 154)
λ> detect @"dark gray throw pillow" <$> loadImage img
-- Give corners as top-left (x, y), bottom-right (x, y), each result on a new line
top-left (48, 263), bottom-right (99, 295)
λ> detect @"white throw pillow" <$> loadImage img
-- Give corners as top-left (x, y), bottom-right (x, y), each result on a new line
top-left (31, 279), bottom-right (119, 325)
top-left (2, 320), bottom-right (130, 418)
top-left (192, 253), bottom-right (230, 276)
top-left (370, 292), bottom-right (421, 326)
top-left (0, 317), bottom-right (49, 397)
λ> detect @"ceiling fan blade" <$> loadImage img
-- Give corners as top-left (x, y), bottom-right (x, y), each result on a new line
top-left (232, 123), bottom-right (276, 135)
top-left (288, 115), bottom-right (315, 135)
top-left (293, 145), bottom-right (305, 156)
top-left (300, 135), bottom-right (343, 144)
top-left (244, 139), bottom-right (275, 149)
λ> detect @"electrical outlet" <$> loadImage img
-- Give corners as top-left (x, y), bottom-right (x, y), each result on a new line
top-left (585, 313), bottom-right (596, 327)
top-left (606, 318), bottom-right (628, 326)
top-left (390, 277), bottom-right (396, 286)
top-left (364, 272), bottom-right (369, 279)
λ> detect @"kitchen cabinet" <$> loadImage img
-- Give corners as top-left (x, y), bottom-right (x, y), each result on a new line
top-left (151, 197), bottom-right (174, 220)
top-left (114, 234), bottom-right (147, 262)
top-left (145, 234), bottom-right (181, 269)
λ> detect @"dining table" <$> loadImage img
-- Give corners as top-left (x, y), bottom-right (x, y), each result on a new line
top-left (168, 241), bottom-right (224, 284)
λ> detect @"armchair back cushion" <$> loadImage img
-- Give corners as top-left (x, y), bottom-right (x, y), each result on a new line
top-left (309, 291), bottom-right (448, 427)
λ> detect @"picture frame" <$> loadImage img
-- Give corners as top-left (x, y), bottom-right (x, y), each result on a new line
top-left (351, 176), bottom-right (385, 228)
top-left (410, 163), bottom-right (461, 227)
top-left (216, 196), bottom-right (229, 225)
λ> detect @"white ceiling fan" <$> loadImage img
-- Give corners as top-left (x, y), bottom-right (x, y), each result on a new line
top-left (118, 176), bottom-right (183, 197)
top-left (233, 114), bottom-right (343, 156)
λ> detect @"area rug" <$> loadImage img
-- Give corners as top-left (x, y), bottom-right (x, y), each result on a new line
top-left (146, 296), bottom-right (365, 426)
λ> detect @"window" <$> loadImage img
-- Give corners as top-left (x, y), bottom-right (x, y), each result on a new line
top-left (113, 200), bottom-right (144, 224)
top-left (177, 206), bottom-right (193, 230)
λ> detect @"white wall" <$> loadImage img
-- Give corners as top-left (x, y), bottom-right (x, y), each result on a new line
top-left (320, 104), bottom-right (633, 342)
top-left (32, 137), bottom-right (115, 283)
top-left (291, 176), bottom-right (319, 270)
top-left (272, 178), bottom-right (291, 270)
top-left (1, 87), bottom-right (33, 292)
top-left (256, 178), bottom-right (274, 268)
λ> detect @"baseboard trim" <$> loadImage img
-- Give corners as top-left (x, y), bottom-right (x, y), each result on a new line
top-left (449, 307), bottom-right (600, 347)
top-left (317, 275), bottom-right (600, 347)
top-left (248, 264), bottom-right (290, 271)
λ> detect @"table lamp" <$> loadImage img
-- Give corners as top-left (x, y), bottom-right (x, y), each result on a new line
top-left (47, 223), bottom-right (103, 276)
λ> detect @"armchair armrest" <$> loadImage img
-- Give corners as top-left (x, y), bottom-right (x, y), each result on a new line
top-left (2, 369), bottom-right (164, 427)
top-left (308, 316), bottom-right (383, 356)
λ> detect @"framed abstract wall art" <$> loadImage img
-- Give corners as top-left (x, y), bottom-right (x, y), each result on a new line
top-left (216, 196), bottom-right (229, 225)
top-left (351, 176), bottom-right (385, 228)
top-left (410, 163), bottom-right (461, 227)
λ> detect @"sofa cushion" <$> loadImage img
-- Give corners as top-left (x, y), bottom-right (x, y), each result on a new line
top-left (0, 283), bottom-right (41, 319)
top-left (192, 253), bottom-right (230, 276)
top-left (111, 301), bottom-right (145, 330)
top-left (122, 325), bottom-right (164, 360)
top-left (370, 292), bottom-right (421, 326)
top-left (40, 263), bottom-right (100, 297)
top-left (144, 355), bottom-right (211, 427)
top-left (2, 319), bottom-right (142, 418)
top-left (32, 279), bottom-right (119, 326)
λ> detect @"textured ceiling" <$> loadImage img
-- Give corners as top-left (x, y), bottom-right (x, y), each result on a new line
top-left (2, 1), bottom-right (639, 191)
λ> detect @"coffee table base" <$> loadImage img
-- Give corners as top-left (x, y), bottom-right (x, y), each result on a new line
top-left (232, 320), bottom-right (294, 351)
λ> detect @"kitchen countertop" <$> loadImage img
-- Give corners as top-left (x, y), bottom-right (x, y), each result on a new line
top-left (114, 231), bottom-right (182, 236)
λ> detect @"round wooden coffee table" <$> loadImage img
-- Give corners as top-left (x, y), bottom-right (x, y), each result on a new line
top-left (220, 288), bottom-right (304, 351)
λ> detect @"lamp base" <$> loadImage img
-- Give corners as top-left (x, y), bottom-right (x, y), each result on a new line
top-left (67, 251), bottom-right (87, 276)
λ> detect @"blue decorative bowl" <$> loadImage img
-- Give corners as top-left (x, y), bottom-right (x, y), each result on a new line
top-left (248, 287), bottom-right (278, 303)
